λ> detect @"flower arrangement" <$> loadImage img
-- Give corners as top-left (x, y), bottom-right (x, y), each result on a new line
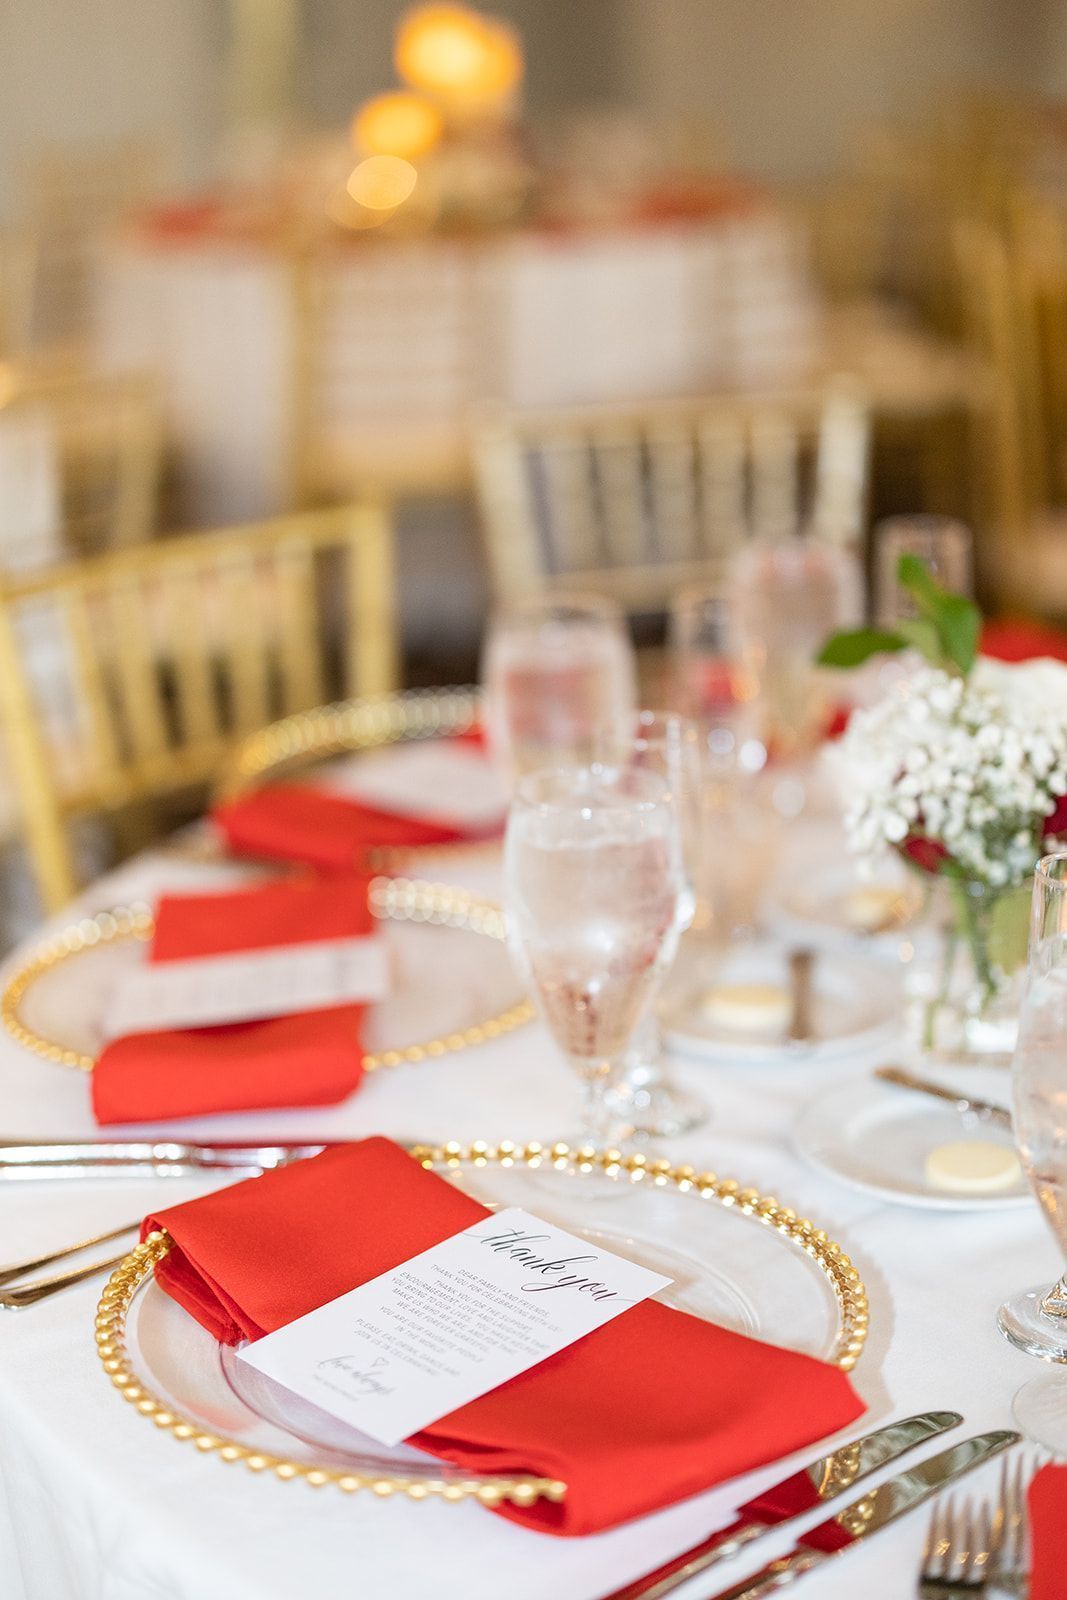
top-left (820, 556), bottom-right (1067, 1054)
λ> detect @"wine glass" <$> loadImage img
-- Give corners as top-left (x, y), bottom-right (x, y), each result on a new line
top-left (504, 765), bottom-right (684, 1145)
top-left (481, 593), bottom-right (637, 785)
top-left (872, 515), bottom-right (974, 626)
top-left (591, 711), bottom-right (708, 1138)
top-left (999, 850), bottom-right (1067, 1450)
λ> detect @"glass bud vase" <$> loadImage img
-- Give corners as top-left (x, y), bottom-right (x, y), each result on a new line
top-left (905, 877), bottom-right (1031, 1063)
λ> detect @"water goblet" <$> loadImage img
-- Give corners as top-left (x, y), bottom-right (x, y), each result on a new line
top-left (999, 850), bottom-right (1067, 1451)
top-left (504, 765), bottom-right (684, 1146)
top-left (482, 592), bottom-right (637, 786)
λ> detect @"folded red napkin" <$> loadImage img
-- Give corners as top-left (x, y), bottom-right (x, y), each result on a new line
top-left (93, 878), bottom-right (373, 1125)
top-left (1029, 1464), bottom-right (1067, 1600)
top-left (143, 1137), bottom-right (865, 1535)
top-left (213, 784), bottom-right (468, 872)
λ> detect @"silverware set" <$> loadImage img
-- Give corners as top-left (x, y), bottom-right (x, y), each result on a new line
top-left (0, 1219), bottom-right (140, 1308)
top-left (596, 1414), bottom-right (1024, 1600)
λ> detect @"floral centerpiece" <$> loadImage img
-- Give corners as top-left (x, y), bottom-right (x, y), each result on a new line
top-left (820, 556), bottom-right (1067, 1057)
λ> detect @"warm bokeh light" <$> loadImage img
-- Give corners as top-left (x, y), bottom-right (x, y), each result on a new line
top-left (346, 154), bottom-right (419, 211)
top-left (352, 91), bottom-right (444, 161)
top-left (395, 4), bottom-right (523, 109)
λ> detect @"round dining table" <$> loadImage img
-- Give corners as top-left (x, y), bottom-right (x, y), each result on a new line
top-left (0, 744), bottom-right (1053, 1600)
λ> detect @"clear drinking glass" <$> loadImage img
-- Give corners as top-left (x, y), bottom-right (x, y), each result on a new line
top-left (999, 851), bottom-right (1067, 1450)
top-left (482, 593), bottom-right (637, 785)
top-left (873, 515), bottom-right (974, 626)
top-left (591, 711), bottom-right (708, 1138)
top-left (667, 584), bottom-right (758, 731)
top-left (730, 537), bottom-right (862, 790)
top-left (504, 765), bottom-right (684, 1145)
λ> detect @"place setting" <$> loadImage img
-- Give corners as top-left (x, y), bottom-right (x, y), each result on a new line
top-left (13, 14), bottom-right (1067, 1592)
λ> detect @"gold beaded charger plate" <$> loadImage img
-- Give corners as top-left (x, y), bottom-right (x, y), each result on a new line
top-left (1, 880), bottom-right (532, 1077)
top-left (96, 1141), bottom-right (868, 1506)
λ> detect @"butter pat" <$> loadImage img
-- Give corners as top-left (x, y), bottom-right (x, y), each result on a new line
top-left (701, 983), bottom-right (792, 1037)
top-left (924, 1140), bottom-right (1022, 1194)
top-left (843, 886), bottom-right (908, 932)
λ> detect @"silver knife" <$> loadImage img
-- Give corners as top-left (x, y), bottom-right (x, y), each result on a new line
top-left (875, 1065), bottom-right (1014, 1131)
top-left (704, 1430), bottom-right (1019, 1600)
top-left (597, 1411), bottom-right (961, 1600)
top-left (0, 1137), bottom-right (334, 1178)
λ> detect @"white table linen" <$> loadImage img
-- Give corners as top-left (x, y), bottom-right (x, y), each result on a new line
top-left (91, 214), bottom-right (818, 523)
top-left (0, 809), bottom-right (1053, 1600)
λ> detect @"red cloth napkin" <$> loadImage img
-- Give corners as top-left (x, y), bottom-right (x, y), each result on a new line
top-left (213, 784), bottom-right (468, 872)
top-left (93, 878), bottom-right (373, 1125)
top-left (982, 618), bottom-right (1067, 663)
top-left (1029, 1465), bottom-right (1067, 1600)
top-left (143, 1137), bottom-right (865, 1536)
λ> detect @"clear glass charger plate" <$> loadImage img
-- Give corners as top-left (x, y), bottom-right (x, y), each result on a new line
top-left (1, 880), bottom-right (532, 1077)
top-left (96, 1143), bottom-right (869, 1507)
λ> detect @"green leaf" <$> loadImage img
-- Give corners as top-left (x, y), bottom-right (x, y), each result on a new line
top-left (896, 553), bottom-right (981, 676)
top-left (987, 884), bottom-right (1032, 974)
top-left (895, 617), bottom-right (944, 665)
top-left (936, 593), bottom-right (981, 676)
top-left (816, 628), bottom-right (908, 668)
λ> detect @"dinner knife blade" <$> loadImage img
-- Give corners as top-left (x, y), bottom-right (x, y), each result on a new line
top-left (704, 1429), bottom-right (1019, 1600)
top-left (596, 1410), bottom-right (962, 1600)
top-left (0, 1138), bottom-right (333, 1177)
top-left (875, 1065), bottom-right (1014, 1130)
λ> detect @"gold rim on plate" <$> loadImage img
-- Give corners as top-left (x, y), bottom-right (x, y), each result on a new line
top-left (94, 1140), bottom-right (869, 1505)
top-left (1, 878), bottom-right (533, 1075)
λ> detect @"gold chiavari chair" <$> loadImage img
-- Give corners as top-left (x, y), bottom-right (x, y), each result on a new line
top-left (471, 388), bottom-right (869, 612)
top-left (0, 369), bottom-right (166, 566)
top-left (0, 502), bottom-right (397, 910)
top-left (953, 206), bottom-right (1067, 608)
top-left (0, 229), bottom-right (38, 359)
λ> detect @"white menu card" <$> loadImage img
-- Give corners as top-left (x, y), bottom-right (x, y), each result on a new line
top-left (320, 741), bottom-right (507, 833)
top-left (237, 1207), bottom-right (671, 1446)
top-left (103, 935), bottom-right (389, 1038)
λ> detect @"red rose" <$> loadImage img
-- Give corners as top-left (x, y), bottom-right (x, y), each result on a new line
top-left (899, 834), bottom-right (950, 874)
top-left (1045, 795), bottom-right (1067, 838)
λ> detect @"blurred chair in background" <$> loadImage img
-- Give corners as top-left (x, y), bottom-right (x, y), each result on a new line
top-left (0, 502), bottom-right (396, 909)
top-left (471, 387), bottom-right (869, 616)
top-left (19, 138), bottom-right (162, 346)
top-left (0, 368), bottom-right (165, 568)
top-left (954, 201), bottom-right (1067, 610)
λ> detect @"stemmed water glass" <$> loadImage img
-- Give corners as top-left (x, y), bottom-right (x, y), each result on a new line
top-left (591, 710), bottom-right (708, 1138)
top-left (504, 765), bottom-right (685, 1145)
top-left (481, 592), bottom-right (637, 785)
top-left (872, 515), bottom-right (974, 626)
top-left (999, 850), bottom-right (1067, 1450)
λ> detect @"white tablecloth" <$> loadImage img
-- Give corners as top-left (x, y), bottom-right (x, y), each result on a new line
top-left (0, 810), bottom-right (1054, 1600)
top-left (91, 214), bottom-right (818, 523)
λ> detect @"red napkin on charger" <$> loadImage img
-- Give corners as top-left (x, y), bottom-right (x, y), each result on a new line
top-left (143, 1136), bottom-right (865, 1536)
top-left (93, 877), bottom-right (373, 1125)
top-left (1029, 1465), bottom-right (1067, 1600)
top-left (213, 731), bottom-right (498, 873)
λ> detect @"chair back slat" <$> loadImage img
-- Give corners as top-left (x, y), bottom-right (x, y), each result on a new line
top-left (749, 413), bottom-right (801, 540)
top-left (647, 423), bottom-right (699, 565)
top-left (60, 587), bottom-right (123, 782)
top-left (591, 425), bottom-right (647, 570)
top-left (696, 413), bottom-right (747, 562)
top-left (216, 550), bottom-right (272, 737)
top-left (106, 573), bottom-right (169, 765)
top-left (156, 563), bottom-right (219, 749)
top-left (274, 541), bottom-right (326, 714)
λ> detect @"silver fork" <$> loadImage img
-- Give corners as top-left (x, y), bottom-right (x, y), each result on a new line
top-left (0, 1220), bottom-right (140, 1309)
top-left (919, 1494), bottom-right (994, 1596)
top-left (988, 1453), bottom-right (1035, 1597)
